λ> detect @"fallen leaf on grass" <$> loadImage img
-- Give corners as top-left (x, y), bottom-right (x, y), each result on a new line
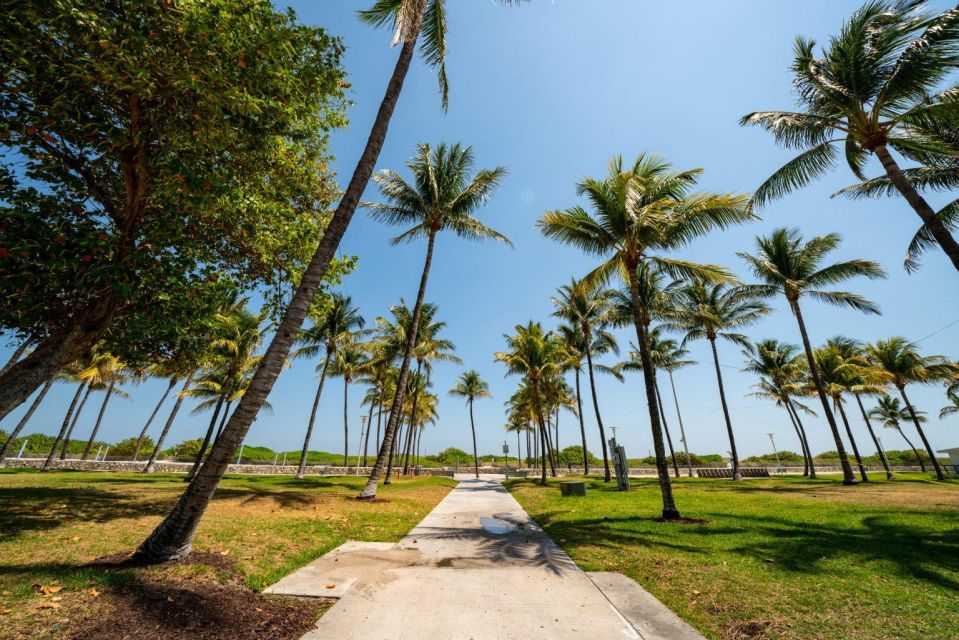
top-left (39, 584), bottom-right (63, 596)
top-left (692, 590), bottom-right (701, 595)
top-left (325, 584), bottom-right (336, 589)
top-left (70, 536), bottom-right (81, 542)
top-left (38, 601), bottom-right (61, 609)
top-left (90, 588), bottom-right (101, 598)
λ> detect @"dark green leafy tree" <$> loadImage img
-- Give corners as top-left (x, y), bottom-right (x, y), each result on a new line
top-left (741, 0), bottom-right (959, 271)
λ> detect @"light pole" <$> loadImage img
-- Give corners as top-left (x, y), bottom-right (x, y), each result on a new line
top-left (355, 414), bottom-right (367, 476)
top-left (767, 433), bottom-right (781, 471)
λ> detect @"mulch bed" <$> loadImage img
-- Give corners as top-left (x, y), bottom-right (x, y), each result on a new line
top-left (39, 552), bottom-right (329, 640)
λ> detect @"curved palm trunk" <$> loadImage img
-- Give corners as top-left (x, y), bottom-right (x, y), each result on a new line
top-left (60, 385), bottom-right (92, 460)
top-left (0, 295), bottom-right (116, 423)
top-left (790, 300), bottom-right (857, 484)
top-left (184, 394), bottom-right (225, 482)
top-left (895, 424), bottom-right (925, 471)
top-left (0, 337), bottom-right (30, 377)
top-left (554, 406), bottom-right (560, 457)
top-left (384, 426), bottom-right (397, 485)
top-left (654, 378), bottom-right (680, 478)
top-left (43, 382), bottom-right (87, 471)
top-left (707, 338), bottom-right (741, 481)
top-left (626, 268), bottom-right (679, 519)
top-left (0, 376), bottom-right (54, 464)
top-left (375, 397), bottom-right (383, 453)
top-left (874, 145), bottom-right (959, 272)
top-left (402, 362), bottom-right (424, 475)
top-left (574, 369), bottom-right (589, 474)
top-left (360, 231), bottom-right (436, 498)
top-left (854, 394), bottom-right (893, 480)
top-left (342, 377), bottom-right (350, 468)
top-left (132, 29), bottom-right (421, 563)
top-left (898, 386), bottom-right (945, 480)
top-left (668, 371), bottom-right (693, 478)
top-left (133, 378), bottom-right (176, 461)
top-left (362, 399), bottom-right (375, 467)
top-left (583, 342), bottom-right (611, 482)
top-left (469, 398), bottom-right (479, 479)
top-left (835, 398), bottom-right (868, 482)
top-left (81, 380), bottom-right (116, 460)
top-left (213, 401), bottom-right (232, 445)
top-left (783, 402), bottom-right (809, 476)
top-left (144, 373), bottom-right (195, 473)
top-left (542, 413), bottom-right (557, 477)
top-left (786, 399), bottom-right (816, 479)
top-left (533, 387), bottom-right (549, 486)
top-left (297, 352), bottom-right (332, 479)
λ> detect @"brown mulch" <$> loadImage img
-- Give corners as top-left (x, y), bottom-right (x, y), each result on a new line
top-left (44, 552), bottom-right (329, 640)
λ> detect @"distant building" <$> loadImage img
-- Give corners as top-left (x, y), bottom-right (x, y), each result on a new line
top-left (936, 447), bottom-right (959, 473)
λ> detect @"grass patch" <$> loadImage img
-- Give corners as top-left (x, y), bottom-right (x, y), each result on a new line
top-left (0, 469), bottom-right (454, 639)
top-left (507, 473), bottom-right (959, 640)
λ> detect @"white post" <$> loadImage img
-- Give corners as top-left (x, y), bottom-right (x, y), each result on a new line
top-left (16, 440), bottom-right (28, 459)
top-left (273, 452), bottom-right (279, 466)
top-left (102, 446), bottom-right (109, 461)
top-left (94, 445), bottom-right (103, 461)
top-left (355, 415), bottom-right (366, 476)
top-left (282, 451), bottom-right (287, 467)
top-left (236, 444), bottom-right (244, 465)
top-left (767, 433), bottom-right (781, 472)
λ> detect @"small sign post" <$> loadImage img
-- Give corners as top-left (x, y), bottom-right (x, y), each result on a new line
top-left (609, 437), bottom-right (630, 491)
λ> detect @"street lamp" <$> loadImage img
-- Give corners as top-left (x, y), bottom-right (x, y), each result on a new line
top-left (356, 415), bottom-right (368, 476)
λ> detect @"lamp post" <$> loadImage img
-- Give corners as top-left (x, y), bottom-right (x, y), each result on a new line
top-left (767, 433), bottom-right (781, 471)
top-left (355, 414), bottom-right (367, 476)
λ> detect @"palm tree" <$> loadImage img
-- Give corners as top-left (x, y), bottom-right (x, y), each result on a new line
top-left (78, 353), bottom-right (129, 461)
top-left (0, 374), bottom-right (55, 465)
top-left (449, 370), bottom-right (492, 478)
top-left (667, 282), bottom-right (771, 480)
top-left (495, 322), bottom-right (568, 486)
top-left (358, 142), bottom-right (509, 499)
top-left (291, 294), bottom-right (365, 478)
top-left (869, 395), bottom-right (927, 470)
top-left (41, 360), bottom-right (91, 471)
top-left (133, 0), bottom-right (527, 564)
top-left (556, 323), bottom-right (591, 474)
top-left (552, 279), bottom-right (621, 481)
top-left (658, 338), bottom-right (697, 478)
top-left (143, 370), bottom-right (198, 473)
top-left (813, 345), bottom-right (871, 482)
top-left (941, 391), bottom-right (959, 419)
top-left (539, 154), bottom-right (753, 518)
top-left (740, 227), bottom-right (885, 484)
top-left (130, 359), bottom-right (190, 462)
top-left (330, 340), bottom-right (369, 467)
top-left (865, 337), bottom-right (955, 480)
top-left (743, 339), bottom-right (817, 478)
top-left (741, 0), bottom-right (959, 271)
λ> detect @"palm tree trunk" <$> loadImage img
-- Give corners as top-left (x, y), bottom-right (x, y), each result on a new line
top-left (574, 369), bottom-right (589, 474)
top-left (133, 378), bottom-right (175, 461)
top-left (668, 370), bottom-right (693, 478)
top-left (790, 300), bottom-right (857, 484)
top-left (654, 378), bottom-right (680, 478)
top-left (469, 398), bottom-right (479, 479)
top-left (874, 144), bottom-right (959, 272)
top-left (534, 391), bottom-right (549, 486)
top-left (625, 267), bottom-right (680, 519)
top-left (554, 406), bottom-right (560, 455)
top-left (854, 394), bottom-right (893, 480)
top-left (297, 352), bottom-right (332, 478)
top-left (0, 295), bottom-right (117, 423)
top-left (375, 397), bottom-right (383, 453)
top-left (402, 362), bottom-right (424, 475)
top-left (362, 399), bottom-right (375, 467)
top-left (185, 394), bottom-right (225, 482)
top-left (526, 427), bottom-right (531, 467)
top-left (132, 27), bottom-right (422, 563)
top-left (542, 411), bottom-right (557, 477)
top-left (81, 380), bottom-right (116, 460)
top-left (0, 376), bottom-right (54, 464)
top-left (384, 428), bottom-right (397, 485)
top-left (583, 341), bottom-right (611, 482)
top-left (342, 377), bottom-right (349, 468)
top-left (360, 231), bottom-right (436, 498)
top-left (786, 399), bottom-right (816, 479)
top-left (0, 337), bottom-right (31, 377)
top-left (708, 338), bottom-right (741, 481)
top-left (516, 429), bottom-right (521, 472)
top-left (898, 386), bottom-right (945, 480)
top-left (144, 372), bottom-right (195, 473)
top-left (783, 402), bottom-right (809, 476)
top-left (60, 385), bottom-right (92, 460)
top-left (895, 425), bottom-right (925, 471)
top-left (43, 382), bottom-right (87, 471)
top-left (836, 398), bottom-right (868, 482)
top-left (213, 401), bottom-right (231, 445)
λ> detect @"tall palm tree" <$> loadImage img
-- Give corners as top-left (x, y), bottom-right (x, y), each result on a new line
top-left (658, 338), bottom-right (697, 478)
top-left (449, 370), bottom-right (492, 478)
top-left (865, 337), bottom-right (955, 480)
top-left (0, 374), bottom-right (55, 465)
top-left (495, 322), bottom-right (568, 486)
top-left (740, 227), bottom-right (885, 484)
top-left (539, 154), bottom-right (753, 518)
top-left (41, 359), bottom-right (91, 471)
top-left (556, 323), bottom-right (591, 474)
top-left (869, 395), bottom-right (927, 470)
top-left (667, 282), bottom-right (771, 480)
top-left (291, 294), bottom-right (365, 478)
top-left (742, 339), bottom-right (817, 478)
top-left (359, 142), bottom-right (509, 499)
top-left (78, 353), bottom-right (129, 461)
top-left (143, 370), bottom-right (198, 473)
top-left (813, 345), bottom-right (871, 482)
top-left (941, 391), bottom-right (959, 419)
top-left (130, 359), bottom-right (192, 462)
top-left (134, 0), bottom-right (527, 564)
top-left (552, 279), bottom-right (620, 480)
top-left (741, 0), bottom-right (959, 271)
top-left (330, 340), bottom-right (369, 467)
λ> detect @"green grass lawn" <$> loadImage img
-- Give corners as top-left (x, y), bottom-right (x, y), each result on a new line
top-left (0, 469), bottom-right (455, 639)
top-left (507, 474), bottom-right (959, 640)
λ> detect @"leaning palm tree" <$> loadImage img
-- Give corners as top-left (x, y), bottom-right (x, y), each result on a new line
top-left (666, 282), bottom-right (770, 480)
top-left (330, 339), bottom-right (369, 467)
top-left (865, 337), bottom-right (955, 480)
top-left (291, 294), bottom-right (365, 478)
top-left (358, 142), bottom-right (509, 499)
top-left (741, 0), bottom-right (959, 271)
top-left (133, 0), bottom-right (526, 564)
top-left (941, 390), bottom-right (959, 419)
top-left (449, 370), bottom-right (492, 478)
top-left (0, 372), bottom-right (56, 465)
top-left (740, 227), bottom-right (885, 484)
top-left (539, 154), bottom-right (754, 518)
top-left (869, 394), bottom-right (927, 470)
top-left (78, 353), bottom-right (130, 461)
top-left (142, 370), bottom-right (198, 474)
top-left (552, 279), bottom-right (619, 481)
top-left (556, 323), bottom-right (591, 474)
top-left (813, 345), bottom-right (871, 482)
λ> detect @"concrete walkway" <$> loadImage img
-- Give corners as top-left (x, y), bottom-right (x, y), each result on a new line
top-left (267, 475), bottom-right (703, 640)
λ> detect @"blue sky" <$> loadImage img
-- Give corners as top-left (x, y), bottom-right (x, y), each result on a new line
top-left (4, 0), bottom-right (959, 462)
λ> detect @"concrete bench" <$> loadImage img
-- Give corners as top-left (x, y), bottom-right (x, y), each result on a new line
top-left (559, 481), bottom-right (587, 496)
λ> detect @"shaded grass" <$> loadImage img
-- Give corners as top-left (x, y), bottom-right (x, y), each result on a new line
top-left (0, 469), bottom-right (455, 638)
top-left (507, 473), bottom-right (959, 640)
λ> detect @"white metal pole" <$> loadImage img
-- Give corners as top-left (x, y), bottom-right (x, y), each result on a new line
top-left (16, 440), bottom-right (28, 459)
